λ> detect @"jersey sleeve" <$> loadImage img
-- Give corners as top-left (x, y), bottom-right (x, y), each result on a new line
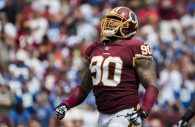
top-left (129, 40), bottom-right (153, 67)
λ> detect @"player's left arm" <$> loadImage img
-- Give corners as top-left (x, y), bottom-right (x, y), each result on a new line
top-left (127, 42), bottom-right (159, 125)
top-left (127, 56), bottom-right (159, 126)
top-left (134, 57), bottom-right (159, 114)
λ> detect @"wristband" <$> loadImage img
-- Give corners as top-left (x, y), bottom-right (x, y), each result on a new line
top-left (141, 85), bottom-right (159, 114)
top-left (63, 86), bottom-right (88, 109)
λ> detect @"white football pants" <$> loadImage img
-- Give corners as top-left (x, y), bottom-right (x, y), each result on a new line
top-left (98, 108), bottom-right (142, 127)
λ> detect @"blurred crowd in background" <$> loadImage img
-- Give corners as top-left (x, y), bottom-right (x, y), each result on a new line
top-left (0, 0), bottom-right (194, 127)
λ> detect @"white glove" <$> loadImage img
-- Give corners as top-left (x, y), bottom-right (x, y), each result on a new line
top-left (177, 120), bottom-right (188, 127)
top-left (126, 108), bottom-right (147, 126)
top-left (55, 104), bottom-right (68, 120)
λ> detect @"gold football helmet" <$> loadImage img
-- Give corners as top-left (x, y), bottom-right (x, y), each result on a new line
top-left (101, 6), bottom-right (138, 39)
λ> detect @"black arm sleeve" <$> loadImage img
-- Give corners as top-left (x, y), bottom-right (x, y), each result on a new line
top-left (182, 100), bottom-right (195, 122)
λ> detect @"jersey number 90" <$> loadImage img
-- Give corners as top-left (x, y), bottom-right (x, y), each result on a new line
top-left (89, 56), bottom-right (123, 87)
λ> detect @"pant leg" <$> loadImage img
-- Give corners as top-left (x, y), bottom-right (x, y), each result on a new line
top-left (107, 109), bottom-right (142, 127)
top-left (98, 112), bottom-right (114, 127)
top-left (107, 115), bottom-right (129, 127)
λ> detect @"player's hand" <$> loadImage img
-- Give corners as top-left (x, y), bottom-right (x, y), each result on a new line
top-left (55, 103), bottom-right (68, 120)
top-left (176, 120), bottom-right (188, 127)
top-left (126, 108), bottom-right (147, 126)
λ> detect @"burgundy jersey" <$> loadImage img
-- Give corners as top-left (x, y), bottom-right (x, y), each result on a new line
top-left (85, 40), bottom-right (152, 114)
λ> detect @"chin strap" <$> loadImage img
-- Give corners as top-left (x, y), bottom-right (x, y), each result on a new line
top-left (102, 26), bottom-right (120, 37)
top-left (123, 31), bottom-right (137, 39)
top-left (103, 29), bottom-right (136, 39)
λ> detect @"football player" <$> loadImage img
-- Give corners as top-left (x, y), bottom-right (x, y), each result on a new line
top-left (55, 6), bottom-right (159, 127)
top-left (176, 100), bottom-right (195, 127)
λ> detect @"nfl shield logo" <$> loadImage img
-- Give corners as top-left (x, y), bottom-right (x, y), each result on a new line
top-left (105, 46), bottom-right (110, 50)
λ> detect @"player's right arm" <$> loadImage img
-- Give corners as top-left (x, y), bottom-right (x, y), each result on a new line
top-left (55, 44), bottom-right (94, 120)
top-left (55, 68), bottom-right (93, 120)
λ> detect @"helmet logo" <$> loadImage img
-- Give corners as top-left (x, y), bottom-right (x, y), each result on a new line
top-left (131, 13), bottom-right (136, 21)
